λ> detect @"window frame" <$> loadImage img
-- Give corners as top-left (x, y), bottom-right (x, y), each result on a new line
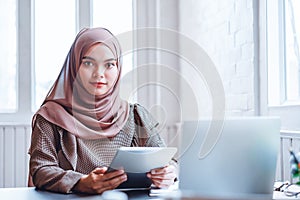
top-left (0, 0), bottom-right (178, 126)
top-left (259, 0), bottom-right (300, 131)
top-left (0, 0), bottom-right (93, 124)
top-left (0, 0), bottom-right (32, 124)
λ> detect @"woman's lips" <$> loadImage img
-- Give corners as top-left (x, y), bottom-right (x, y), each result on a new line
top-left (91, 82), bottom-right (107, 88)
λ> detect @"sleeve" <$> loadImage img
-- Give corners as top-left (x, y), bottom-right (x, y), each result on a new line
top-left (132, 103), bottom-right (166, 147)
top-left (29, 115), bottom-right (83, 193)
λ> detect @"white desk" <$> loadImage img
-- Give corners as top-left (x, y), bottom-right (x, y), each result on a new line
top-left (0, 187), bottom-right (297, 200)
top-left (0, 187), bottom-right (151, 200)
top-left (273, 191), bottom-right (300, 199)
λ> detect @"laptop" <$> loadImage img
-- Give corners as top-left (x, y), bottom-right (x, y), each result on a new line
top-left (178, 117), bottom-right (280, 199)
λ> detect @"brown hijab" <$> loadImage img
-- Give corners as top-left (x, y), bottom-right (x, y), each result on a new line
top-left (32, 27), bottom-right (129, 139)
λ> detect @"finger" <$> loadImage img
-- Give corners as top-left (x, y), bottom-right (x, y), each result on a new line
top-left (103, 169), bottom-right (126, 180)
top-left (148, 167), bottom-right (177, 180)
top-left (107, 173), bottom-right (127, 188)
top-left (93, 167), bottom-right (108, 174)
top-left (152, 179), bottom-right (167, 188)
top-left (150, 168), bottom-right (166, 175)
top-left (151, 165), bottom-right (175, 175)
top-left (149, 172), bottom-right (176, 180)
top-left (152, 178), bottom-right (174, 188)
top-left (90, 173), bottom-right (127, 194)
top-left (101, 173), bottom-right (127, 191)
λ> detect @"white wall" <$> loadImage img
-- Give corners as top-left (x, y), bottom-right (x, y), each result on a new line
top-left (179, 0), bottom-right (257, 118)
top-left (132, 0), bottom-right (259, 124)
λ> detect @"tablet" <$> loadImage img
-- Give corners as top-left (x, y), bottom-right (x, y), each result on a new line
top-left (107, 147), bottom-right (177, 190)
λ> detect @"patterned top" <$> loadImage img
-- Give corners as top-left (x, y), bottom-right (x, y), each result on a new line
top-left (29, 104), bottom-right (166, 193)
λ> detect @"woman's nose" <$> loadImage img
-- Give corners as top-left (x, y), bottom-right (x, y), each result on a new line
top-left (94, 65), bottom-right (105, 78)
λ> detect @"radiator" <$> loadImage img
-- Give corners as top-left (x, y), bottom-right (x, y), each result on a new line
top-left (0, 124), bottom-right (31, 188)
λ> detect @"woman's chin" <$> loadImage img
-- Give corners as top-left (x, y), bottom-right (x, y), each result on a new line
top-left (92, 89), bottom-right (108, 96)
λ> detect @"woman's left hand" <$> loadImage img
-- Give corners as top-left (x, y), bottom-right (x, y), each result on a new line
top-left (147, 165), bottom-right (177, 188)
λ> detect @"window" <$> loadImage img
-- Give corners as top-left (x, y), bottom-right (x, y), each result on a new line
top-left (0, 0), bottom-right (134, 123)
top-left (0, 0), bottom-right (17, 112)
top-left (261, 0), bottom-right (300, 130)
top-left (284, 0), bottom-right (300, 102)
top-left (267, 0), bottom-right (300, 106)
top-left (33, 0), bottom-right (76, 111)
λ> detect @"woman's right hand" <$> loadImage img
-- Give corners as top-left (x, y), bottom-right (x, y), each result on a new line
top-left (72, 167), bottom-right (127, 194)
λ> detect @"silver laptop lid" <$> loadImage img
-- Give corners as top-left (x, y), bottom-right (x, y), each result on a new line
top-left (178, 117), bottom-right (280, 198)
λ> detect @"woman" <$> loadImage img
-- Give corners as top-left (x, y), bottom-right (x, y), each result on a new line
top-left (29, 27), bottom-right (177, 194)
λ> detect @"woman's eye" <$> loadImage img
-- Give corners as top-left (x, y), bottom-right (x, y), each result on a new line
top-left (83, 61), bottom-right (94, 67)
top-left (105, 62), bottom-right (116, 69)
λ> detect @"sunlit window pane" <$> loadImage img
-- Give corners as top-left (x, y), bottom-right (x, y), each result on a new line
top-left (92, 0), bottom-right (133, 77)
top-left (267, 1), bottom-right (281, 106)
top-left (34, 0), bottom-right (76, 111)
top-left (0, 0), bottom-right (17, 112)
top-left (285, 0), bottom-right (300, 101)
top-left (267, 0), bottom-right (300, 106)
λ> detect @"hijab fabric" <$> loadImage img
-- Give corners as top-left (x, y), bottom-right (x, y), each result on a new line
top-left (33, 27), bottom-right (129, 139)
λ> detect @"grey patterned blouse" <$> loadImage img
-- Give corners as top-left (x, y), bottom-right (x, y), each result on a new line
top-left (29, 104), bottom-right (167, 193)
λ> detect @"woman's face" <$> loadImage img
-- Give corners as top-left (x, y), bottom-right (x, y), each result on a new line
top-left (78, 43), bottom-right (119, 96)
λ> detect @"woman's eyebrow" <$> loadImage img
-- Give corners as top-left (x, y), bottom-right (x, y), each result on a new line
top-left (82, 56), bottom-right (96, 61)
top-left (104, 58), bottom-right (117, 62)
top-left (82, 56), bottom-right (116, 62)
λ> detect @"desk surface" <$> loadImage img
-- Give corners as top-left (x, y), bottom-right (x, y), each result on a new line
top-left (0, 187), bottom-right (152, 200)
top-left (0, 187), bottom-right (296, 200)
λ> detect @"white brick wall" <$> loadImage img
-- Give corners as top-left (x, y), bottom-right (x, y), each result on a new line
top-left (179, 0), bottom-right (255, 116)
